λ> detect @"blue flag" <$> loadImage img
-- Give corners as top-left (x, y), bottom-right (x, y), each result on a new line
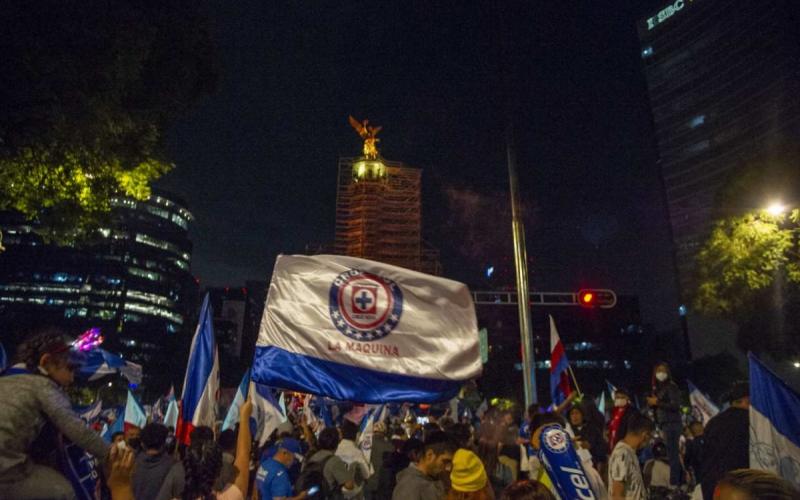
top-left (749, 353), bottom-right (800, 485)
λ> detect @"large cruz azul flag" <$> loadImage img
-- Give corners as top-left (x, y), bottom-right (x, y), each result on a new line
top-left (252, 254), bottom-right (482, 403)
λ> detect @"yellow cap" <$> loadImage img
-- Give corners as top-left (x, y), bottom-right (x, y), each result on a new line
top-left (450, 449), bottom-right (488, 492)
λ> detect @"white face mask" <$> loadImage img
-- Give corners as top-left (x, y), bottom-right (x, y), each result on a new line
top-left (614, 398), bottom-right (628, 408)
top-left (655, 372), bottom-right (668, 382)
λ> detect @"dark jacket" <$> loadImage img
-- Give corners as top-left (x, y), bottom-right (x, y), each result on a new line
top-left (133, 451), bottom-right (175, 500)
top-left (700, 407), bottom-right (749, 500)
top-left (653, 381), bottom-right (682, 425)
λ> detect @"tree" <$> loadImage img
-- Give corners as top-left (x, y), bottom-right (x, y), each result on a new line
top-left (694, 209), bottom-right (800, 315)
top-left (694, 208), bottom-right (800, 357)
top-left (0, 1), bottom-right (217, 243)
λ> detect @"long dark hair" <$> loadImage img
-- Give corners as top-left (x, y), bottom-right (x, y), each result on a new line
top-left (182, 438), bottom-right (223, 500)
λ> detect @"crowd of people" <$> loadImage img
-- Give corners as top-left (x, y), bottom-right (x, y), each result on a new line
top-left (1, 327), bottom-right (799, 500)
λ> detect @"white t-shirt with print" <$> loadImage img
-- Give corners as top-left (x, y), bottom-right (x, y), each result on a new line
top-left (608, 441), bottom-right (646, 500)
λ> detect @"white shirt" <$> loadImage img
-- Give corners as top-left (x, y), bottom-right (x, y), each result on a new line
top-left (608, 441), bottom-right (646, 500)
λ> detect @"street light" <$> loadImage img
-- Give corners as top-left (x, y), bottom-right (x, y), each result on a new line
top-left (766, 202), bottom-right (787, 216)
top-left (793, 361), bottom-right (800, 369)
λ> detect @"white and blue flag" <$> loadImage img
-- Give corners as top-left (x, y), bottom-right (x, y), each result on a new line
top-left (77, 399), bottom-right (103, 424)
top-left (252, 255), bottom-right (482, 403)
top-left (688, 380), bottom-right (719, 425)
top-left (749, 354), bottom-right (800, 486)
top-left (163, 397), bottom-right (179, 430)
top-left (79, 348), bottom-right (142, 385)
top-left (251, 381), bottom-right (286, 446)
top-left (222, 369), bottom-right (251, 432)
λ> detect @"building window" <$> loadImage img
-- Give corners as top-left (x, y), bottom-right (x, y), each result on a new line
top-left (689, 115), bottom-right (706, 129)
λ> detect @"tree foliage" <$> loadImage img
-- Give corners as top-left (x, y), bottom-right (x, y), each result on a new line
top-left (0, 0), bottom-right (216, 241)
top-left (694, 209), bottom-right (800, 315)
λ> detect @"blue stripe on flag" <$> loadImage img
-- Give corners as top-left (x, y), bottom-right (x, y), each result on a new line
top-left (182, 294), bottom-right (216, 421)
top-left (252, 345), bottom-right (461, 403)
top-left (749, 353), bottom-right (800, 449)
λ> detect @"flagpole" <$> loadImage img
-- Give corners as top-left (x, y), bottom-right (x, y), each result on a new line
top-left (567, 365), bottom-right (582, 397)
top-left (507, 122), bottom-right (537, 408)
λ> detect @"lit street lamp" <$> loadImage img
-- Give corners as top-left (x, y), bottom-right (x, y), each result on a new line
top-left (766, 202), bottom-right (787, 216)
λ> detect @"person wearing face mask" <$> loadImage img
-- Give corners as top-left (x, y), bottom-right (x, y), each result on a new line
top-left (646, 362), bottom-right (683, 489)
top-left (608, 388), bottom-right (632, 454)
top-left (0, 326), bottom-right (110, 500)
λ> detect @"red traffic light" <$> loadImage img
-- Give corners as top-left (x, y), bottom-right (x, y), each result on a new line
top-left (576, 289), bottom-right (617, 308)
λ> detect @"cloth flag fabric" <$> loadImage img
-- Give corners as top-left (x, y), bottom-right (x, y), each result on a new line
top-left (178, 294), bottom-right (220, 444)
top-left (303, 395), bottom-right (320, 429)
top-left (78, 399), bottom-right (103, 424)
top-left (687, 380), bottom-right (719, 425)
top-left (103, 413), bottom-right (123, 443)
top-left (278, 392), bottom-right (288, 423)
top-left (549, 315), bottom-right (573, 406)
top-left (79, 348), bottom-right (142, 385)
top-left (749, 353), bottom-right (800, 486)
top-left (320, 398), bottom-right (334, 428)
top-left (596, 391), bottom-right (606, 416)
top-left (252, 254), bottom-right (482, 403)
top-left (223, 369), bottom-right (251, 431)
top-left (151, 385), bottom-right (174, 424)
top-left (124, 390), bottom-right (147, 431)
top-left (358, 411), bottom-right (375, 463)
top-left (377, 404), bottom-right (389, 425)
top-left (163, 398), bottom-right (179, 430)
top-left (251, 382), bottom-right (286, 446)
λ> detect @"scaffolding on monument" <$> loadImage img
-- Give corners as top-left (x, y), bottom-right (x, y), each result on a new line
top-left (334, 157), bottom-right (438, 273)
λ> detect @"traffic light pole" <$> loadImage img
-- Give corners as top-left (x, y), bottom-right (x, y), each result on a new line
top-left (507, 123), bottom-right (537, 408)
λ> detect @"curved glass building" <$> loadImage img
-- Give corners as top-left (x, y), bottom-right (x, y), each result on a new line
top-left (0, 189), bottom-right (197, 388)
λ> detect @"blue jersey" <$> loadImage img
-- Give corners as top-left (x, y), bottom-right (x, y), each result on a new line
top-left (255, 458), bottom-right (293, 500)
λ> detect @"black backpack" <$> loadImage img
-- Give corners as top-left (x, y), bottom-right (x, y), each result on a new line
top-left (296, 454), bottom-right (335, 499)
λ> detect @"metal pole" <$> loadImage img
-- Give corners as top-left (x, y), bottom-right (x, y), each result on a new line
top-left (507, 123), bottom-right (537, 407)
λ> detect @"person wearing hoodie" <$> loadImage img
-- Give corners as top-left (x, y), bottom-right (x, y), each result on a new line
top-left (646, 362), bottom-right (683, 488)
top-left (132, 423), bottom-right (175, 500)
top-left (0, 327), bottom-right (110, 500)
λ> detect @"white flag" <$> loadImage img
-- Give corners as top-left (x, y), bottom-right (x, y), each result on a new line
top-left (252, 254), bottom-right (482, 402)
top-left (749, 354), bottom-right (800, 487)
top-left (687, 380), bottom-right (719, 425)
top-left (251, 382), bottom-right (286, 447)
top-left (358, 412), bottom-right (375, 464)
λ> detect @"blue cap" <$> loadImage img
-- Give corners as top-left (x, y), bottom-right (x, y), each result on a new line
top-left (265, 437), bottom-right (303, 459)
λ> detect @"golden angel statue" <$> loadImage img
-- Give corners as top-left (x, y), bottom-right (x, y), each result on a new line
top-left (348, 116), bottom-right (382, 159)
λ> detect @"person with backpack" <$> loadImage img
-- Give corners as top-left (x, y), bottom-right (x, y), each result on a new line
top-left (297, 427), bottom-right (356, 499)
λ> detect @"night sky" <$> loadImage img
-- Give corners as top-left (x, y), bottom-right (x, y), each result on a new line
top-left (157, 0), bottom-right (679, 332)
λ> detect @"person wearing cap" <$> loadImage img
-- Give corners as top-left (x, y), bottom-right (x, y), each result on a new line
top-left (447, 448), bottom-right (494, 499)
top-left (256, 437), bottom-right (307, 500)
top-left (0, 326), bottom-right (110, 500)
top-left (699, 381), bottom-right (750, 500)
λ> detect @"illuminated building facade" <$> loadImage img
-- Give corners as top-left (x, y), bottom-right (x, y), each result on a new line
top-left (334, 156), bottom-right (441, 275)
top-left (638, 0), bottom-right (800, 293)
top-left (0, 190), bottom-right (196, 388)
